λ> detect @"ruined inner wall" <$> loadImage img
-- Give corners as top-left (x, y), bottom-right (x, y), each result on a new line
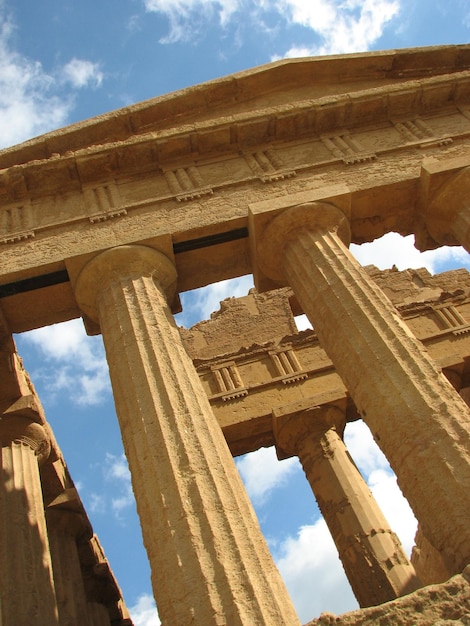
top-left (181, 267), bottom-right (470, 456)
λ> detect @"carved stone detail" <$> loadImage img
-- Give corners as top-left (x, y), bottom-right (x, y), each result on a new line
top-left (269, 348), bottom-right (308, 383)
top-left (394, 118), bottom-right (452, 148)
top-left (211, 362), bottom-right (248, 400)
top-left (0, 202), bottom-right (35, 244)
top-left (321, 133), bottom-right (376, 164)
top-left (84, 183), bottom-right (126, 223)
top-left (244, 150), bottom-right (296, 182)
top-left (163, 166), bottom-right (213, 201)
top-left (433, 304), bottom-right (470, 335)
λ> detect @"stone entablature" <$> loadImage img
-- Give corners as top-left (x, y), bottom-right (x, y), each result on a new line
top-left (0, 107), bottom-right (464, 239)
top-left (2, 46), bottom-right (470, 335)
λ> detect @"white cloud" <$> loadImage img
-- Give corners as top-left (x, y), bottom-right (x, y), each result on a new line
top-left (18, 319), bottom-right (111, 406)
top-left (279, 0), bottom-right (400, 57)
top-left (275, 519), bottom-right (357, 622)
top-left (0, 15), bottom-right (71, 147)
top-left (236, 446), bottom-right (300, 505)
top-left (143, 0), bottom-right (401, 56)
top-left (351, 233), bottom-right (470, 273)
top-left (82, 453), bottom-right (135, 519)
top-left (129, 593), bottom-right (161, 626)
top-left (144, 0), bottom-right (239, 42)
top-left (62, 58), bottom-right (103, 89)
top-left (88, 492), bottom-right (106, 515)
top-left (104, 452), bottom-right (135, 515)
top-left (0, 8), bottom-right (104, 148)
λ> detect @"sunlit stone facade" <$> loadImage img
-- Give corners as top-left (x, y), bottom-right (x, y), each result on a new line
top-left (1, 44), bottom-right (470, 624)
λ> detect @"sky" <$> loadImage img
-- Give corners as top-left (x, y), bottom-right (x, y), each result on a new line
top-left (1, 1), bottom-right (470, 624)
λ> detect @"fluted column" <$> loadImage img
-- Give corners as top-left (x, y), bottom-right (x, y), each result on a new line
top-left (46, 509), bottom-right (92, 626)
top-left (253, 201), bottom-right (470, 576)
top-left (274, 404), bottom-right (420, 607)
top-left (74, 244), bottom-right (299, 626)
top-left (87, 602), bottom-right (110, 626)
top-left (0, 416), bottom-right (59, 625)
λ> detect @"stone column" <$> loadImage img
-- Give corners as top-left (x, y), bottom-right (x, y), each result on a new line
top-left (253, 201), bottom-right (470, 576)
top-left (74, 244), bottom-right (300, 626)
top-left (411, 525), bottom-right (450, 585)
top-left (274, 403), bottom-right (420, 607)
top-left (87, 603), bottom-right (110, 626)
top-left (46, 509), bottom-right (92, 625)
top-left (424, 165), bottom-right (470, 252)
top-left (0, 416), bottom-right (59, 625)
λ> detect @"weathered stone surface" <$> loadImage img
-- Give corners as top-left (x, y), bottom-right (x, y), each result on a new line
top-left (2, 45), bottom-right (470, 625)
top-left (180, 287), bottom-right (297, 359)
top-left (306, 566), bottom-right (470, 626)
top-left (411, 525), bottom-right (450, 586)
top-left (0, 422), bottom-right (59, 626)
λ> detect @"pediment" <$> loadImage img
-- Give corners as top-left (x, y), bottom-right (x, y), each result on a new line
top-left (1, 44), bottom-right (470, 170)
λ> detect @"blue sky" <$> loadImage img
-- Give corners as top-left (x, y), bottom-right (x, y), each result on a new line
top-left (1, 1), bottom-right (470, 624)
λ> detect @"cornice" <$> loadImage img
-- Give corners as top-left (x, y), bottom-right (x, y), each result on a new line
top-left (1, 70), bottom-right (470, 204)
top-left (1, 44), bottom-right (470, 169)
top-left (0, 54), bottom-right (470, 199)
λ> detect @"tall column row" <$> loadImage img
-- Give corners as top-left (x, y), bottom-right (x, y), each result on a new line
top-left (0, 412), bottom-right (129, 624)
top-left (0, 417), bottom-right (59, 625)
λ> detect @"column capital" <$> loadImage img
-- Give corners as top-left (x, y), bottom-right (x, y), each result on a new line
top-left (74, 244), bottom-right (177, 323)
top-left (46, 508), bottom-right (92, 540)
top-left (421, 165), bottom-right (470, 248)
top-left (0, 415), bottom-right (51, 464)
top-left (273, 403), bottom-right (346, 459)
top-left (255, 201), bottom-right (351, 284)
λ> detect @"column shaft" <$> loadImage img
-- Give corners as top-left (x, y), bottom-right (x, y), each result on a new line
top-left (282, 225), bottom-right (470, 575)
top-left (298, 425), bottom-right (420, 606)
top-left (90, 257), bottom-right (299, 625)
top-left (0, 441), bottom-right (59, 625)
top-left (88, 603), bottom-right (111, 626)
top-left (47, 511), bottom-right (92, 626)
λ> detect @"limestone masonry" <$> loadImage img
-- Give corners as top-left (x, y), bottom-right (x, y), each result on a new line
top-left (1, 44), bottom-right (470, 624)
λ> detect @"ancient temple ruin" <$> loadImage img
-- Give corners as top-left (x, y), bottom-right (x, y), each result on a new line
top-left (1, 44), bottom-right (470, 624)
